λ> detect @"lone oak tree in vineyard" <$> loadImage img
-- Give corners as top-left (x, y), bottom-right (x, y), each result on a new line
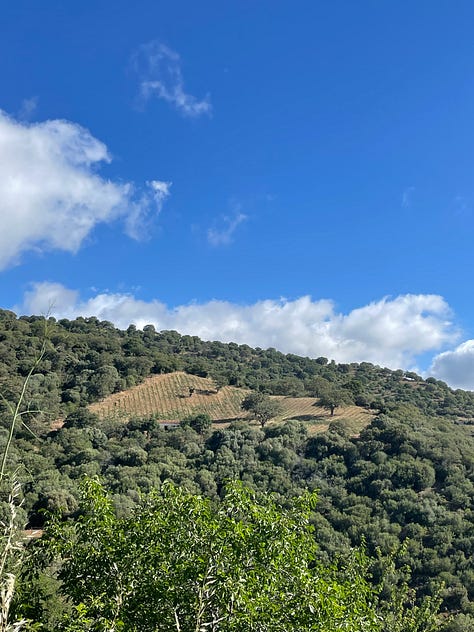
top-left (315, 386), bottom-right (352, 416)
top-left (241, 392), bottom-right (283, 428)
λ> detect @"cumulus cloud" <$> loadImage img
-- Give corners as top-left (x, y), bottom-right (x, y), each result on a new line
top-left (18, 284), bottom-right (458, 370)
top-left (132, 42), bottom-right (212, 117)
top-left (0, 110), bottom-right (170, 269)
top-left (207, 212), bottom-right (247, 246)
top-left (429, 341), bottom-right (474, 390)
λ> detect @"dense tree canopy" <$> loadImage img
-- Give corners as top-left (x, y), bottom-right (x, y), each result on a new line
top-left (18, 479), bottom-right (440, 632)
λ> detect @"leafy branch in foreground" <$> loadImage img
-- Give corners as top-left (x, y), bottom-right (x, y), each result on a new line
top-left (24, 478), bottom-right (442, 632)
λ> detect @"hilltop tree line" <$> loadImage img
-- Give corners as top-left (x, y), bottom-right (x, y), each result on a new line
top-left (1, 309), bottom-right (474, 424)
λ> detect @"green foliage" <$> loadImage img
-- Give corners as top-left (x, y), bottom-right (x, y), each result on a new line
top-left (209, 371), bottom-right (229, 391)
top-left (241, 392), bottom-right (283, 427)
top-left (6, 398), bottom-right (474, 619)
top-left (25, 478), bottom-right (440, 631)
top-left (63, 408), bottom-right (99, 430)
top-left (180, 412), bottom-right (212, 434)
top-left (315, 386), bottom-right (353, 416)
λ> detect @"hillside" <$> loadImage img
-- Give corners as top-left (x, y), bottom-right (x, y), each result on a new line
top-left (2, 309), bottom-right (474, 425)
top-left (89, 372), bottom-right (246, 422)
top-left (88, 370), bottom-right (373, 434)
top-left (2, 311), bottom-right (474, 629)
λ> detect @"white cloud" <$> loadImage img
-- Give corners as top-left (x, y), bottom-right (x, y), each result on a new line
top-left (132, 42), bottom-right (212, 118)
top-left (0, 110), bottom-right (170, 269)
top-left (124, 180), bottom-right (171, 240)
top-left (18, 96), bottom-right (38, 120)
top-left (429, 341), bottom-right (474, 390)
top-left (18, 284), bottom-right (458, 371)
top-left (207, 212), bottom-right (247, 246)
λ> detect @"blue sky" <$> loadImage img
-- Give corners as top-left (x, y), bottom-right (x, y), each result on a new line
top-left (1, 1), bottom-right (474, 388)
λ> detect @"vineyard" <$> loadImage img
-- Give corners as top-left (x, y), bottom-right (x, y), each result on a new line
top-left (271, 396), bottom-right (374, 435)
top-left (89, 372), bottom-right (246, 422)
top-left (88, 371), bottom-right (374, 434)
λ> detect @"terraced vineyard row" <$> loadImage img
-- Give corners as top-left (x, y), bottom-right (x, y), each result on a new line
top-left (272, 397), bottom-right (374, 434)
top-left (89, 372), bottom-right (248, 422)
top-left (88, 372), bottom-right (375, 435)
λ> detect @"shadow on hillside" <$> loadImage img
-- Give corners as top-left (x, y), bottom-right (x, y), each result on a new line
top-left (286, 414), bottom-right (327, 422)
top-left (213, 417), bottom-right (247, 425)
top-left (177, 388), bottom-right (218, 398)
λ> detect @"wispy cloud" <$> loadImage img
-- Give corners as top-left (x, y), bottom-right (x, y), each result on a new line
top-left (453, 195), bottom-right (472, 217)
top-left (0, 110), bottom-right (170, 269)
top-left (18, 96), bottom-right (38, 121)
top-left (125, 180), bottom-right (172, 240)
top-left (18, 285), bottom-right (458, 373)
top-left (401, 186), bottom-right (415, 209)
top-left (132, 41), bottom-right (212, 118)
top-left (207, 211), bottom-right (247, 246)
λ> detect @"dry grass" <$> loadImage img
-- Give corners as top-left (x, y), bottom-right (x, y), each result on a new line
top-left (0, 482), bottom-right (27, 631)
top-left (88, 372), bottom-right (375, 435)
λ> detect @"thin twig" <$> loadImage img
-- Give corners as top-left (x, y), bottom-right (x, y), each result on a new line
top-left (0, 340), bottom-right (46, 483)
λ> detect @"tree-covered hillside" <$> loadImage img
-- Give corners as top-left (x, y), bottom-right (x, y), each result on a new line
top-left (1, 309), bottom-right (474, 422)
top-left (2, 310), bottom-right (474, 629)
